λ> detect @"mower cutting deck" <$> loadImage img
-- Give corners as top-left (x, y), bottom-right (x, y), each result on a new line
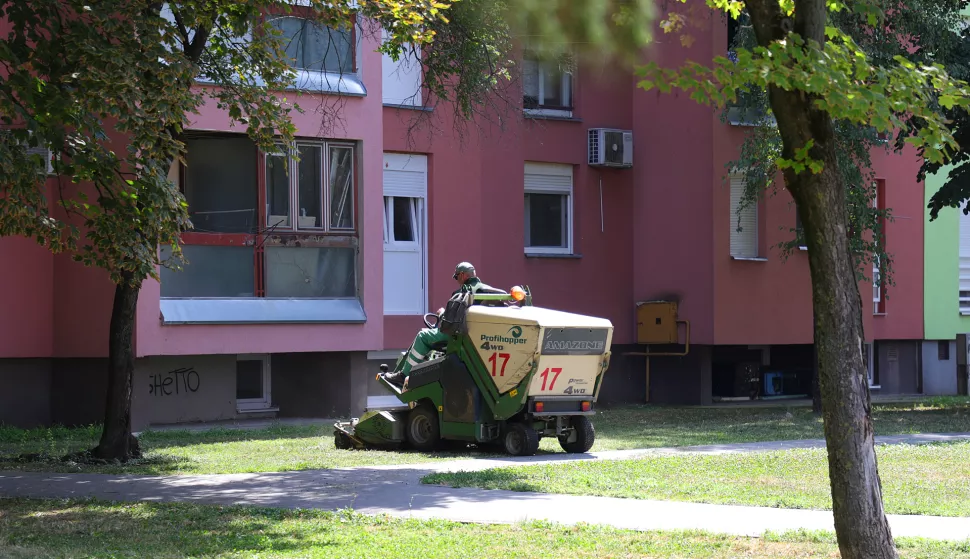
top-left (334, 287), bottom-right (613, 456)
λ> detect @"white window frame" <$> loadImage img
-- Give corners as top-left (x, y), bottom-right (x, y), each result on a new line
top-left (264, 140), bottom-right (356, 233)
top-left (872, 182), bottom-right (883, 310)
top-left (383, 196), bottom-right (423, 251)
top-left (522, 51), bottom-right (573, 118)
top-left (960, 199), bottom-right (970, 314)
top-left (729, 172), bottom-right (760, 259)
top-left (382, 152), bottom-right (429, 315)
top-left (236, 354), bottom-right (273, 412)
top-left (873, 260), bottom-right (882, 306)
top-left (524, 162), bottom-right (573, 256)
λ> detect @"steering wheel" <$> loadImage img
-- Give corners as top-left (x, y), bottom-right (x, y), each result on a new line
top-left (423, 312), bottom-right (440, 329)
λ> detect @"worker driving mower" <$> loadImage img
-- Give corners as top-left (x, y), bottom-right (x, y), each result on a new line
top-left (333, 262), bottom-right (614, 456)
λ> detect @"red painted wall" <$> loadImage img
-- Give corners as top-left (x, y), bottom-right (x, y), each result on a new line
top-left (868, 145), bottom-right (925, 341)
top-left (0, 236), bottom-right (53, 357)
top-left (710, 141), bottom-right (925, 345)
top-left (711, 127), bottom-right (815, 346)
top-left (630, 23), bottom-right (717, 345)
top-left (52, 254), bottom-right (113, 358)
top-left (0, 7), bottom-right (927, 360)
top-left (382, 56), bottom-right (637, 348)
top-left (0, 182), bottom-right (114, 360)
top-left (383, 13), bottom-right (925, 351)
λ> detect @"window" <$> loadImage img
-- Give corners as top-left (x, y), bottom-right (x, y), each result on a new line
top-left (264, 142), bottom-right (355, 232)
top-left (524, 162), bottom-right (573, 255)
top-left (236, 354), bottom-right (273, 412)
top-left (384, 196), bottom-right (420, 246)
top-left (872, 261), bottom-right (881, 305)
top-left (729, 173), bottom-right (759, 259)
top-left (727, 12), bottom-right (742, 52)
top-left (261, 10), bottom-right (365, 96)
top-left (960, 199), bottom-right (970, 314)
top-left (939, 340), bottom-right (951, 361)
top-left (522, 51), bottom-right (573, 117)
top-left (160, 3), bottom-right (364, 94)
top-left (873, 179), bottom-right (886, 314)
top-left (161, 134), bottom-right (359, 310)
top-left (267, 16), bottom-right (354, 75)
top-left (159, 2), bottom-right (253, 81)
top-left (383, 152), bottom-right (428, 315)
top-left (794, 208), bottom-right (808, 250)
top-left (381, 28), bottom-right (422, 106)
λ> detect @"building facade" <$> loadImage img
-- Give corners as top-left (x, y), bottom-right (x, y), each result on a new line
top-left (922, 165), bottom-right (970, 396)
top-left (0, 8), bottom-right (943, 430)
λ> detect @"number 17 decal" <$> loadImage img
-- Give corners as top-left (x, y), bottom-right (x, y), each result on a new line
top-left (488, 352), bottom-right (510, 376)
top-left (538, 367), bottom-right (563, 391)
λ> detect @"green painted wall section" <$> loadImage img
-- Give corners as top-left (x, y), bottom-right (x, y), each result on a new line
top-left (924, 165), bottom-right (970, 340)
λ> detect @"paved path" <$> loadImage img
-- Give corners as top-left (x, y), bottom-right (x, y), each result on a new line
top-left (3, 432), bottom-right (970, 541)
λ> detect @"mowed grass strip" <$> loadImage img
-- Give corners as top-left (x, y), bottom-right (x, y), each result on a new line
top-left (1, 498), bottom-right (968, 559)
top-left (423, 441), bottom-right (970, 517)
top-left (1, 397), bottom-right (969, 475)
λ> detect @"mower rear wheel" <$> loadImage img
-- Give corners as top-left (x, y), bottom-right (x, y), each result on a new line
top-left (406, 404), bottom-right (440, 451)
top-left (559, 416), bottom-right (595, 454)
top-left (503, 422), bottom-right (539, 456)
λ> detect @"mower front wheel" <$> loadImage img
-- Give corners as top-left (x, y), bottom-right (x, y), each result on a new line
top-left (334, 430), bottom-right (354, 450)
top-left (406, 404), bottom-right (440, 452)
top-left (559, 416), bottom-right (595, 454)
top-left (503, 422), bottom-right (539, 456)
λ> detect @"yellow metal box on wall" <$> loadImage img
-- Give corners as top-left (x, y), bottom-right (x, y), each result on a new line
top-left (636, 301), bottom-right (679, 344)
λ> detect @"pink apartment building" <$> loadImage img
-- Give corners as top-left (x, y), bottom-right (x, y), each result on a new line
top-left (0, 8), bottom-right (938, 429)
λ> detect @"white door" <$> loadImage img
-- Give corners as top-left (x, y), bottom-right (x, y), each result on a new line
top-left (383, 153), bottom-right (427, 315)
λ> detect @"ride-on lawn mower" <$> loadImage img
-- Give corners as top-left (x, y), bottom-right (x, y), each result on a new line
top-left (333, 286), bottom-right (614, 456)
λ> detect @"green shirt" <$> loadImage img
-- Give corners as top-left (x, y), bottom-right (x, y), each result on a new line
top-left (452, 277), bottom-right (506, 297)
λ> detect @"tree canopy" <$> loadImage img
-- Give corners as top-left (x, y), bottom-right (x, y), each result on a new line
top-left (636, 1), bottom-right (970, 557)
top-left (720, 0), bottom-right (969, 291)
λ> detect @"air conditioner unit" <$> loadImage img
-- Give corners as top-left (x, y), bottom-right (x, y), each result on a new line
top-left (588, 128), bottom-right (633, 168)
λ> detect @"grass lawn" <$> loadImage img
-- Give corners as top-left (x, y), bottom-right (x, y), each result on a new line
top-left (423, 441), bottom-right (970, 517)
top-left (1, 397), bottom-right (969, 475)
top-left (1, 498), bottom-right (969, 559)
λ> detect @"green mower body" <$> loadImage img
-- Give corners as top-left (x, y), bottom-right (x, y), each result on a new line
top-left (333, 289), bottom-right (613, 456)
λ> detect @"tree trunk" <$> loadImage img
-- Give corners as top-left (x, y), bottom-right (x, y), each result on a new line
top-left (94, 271), bottom-right (142, 461)
top-left (812, 312), bottom-right (822, 414)
top-left (745, 0), bottom-right (897, 556)
top-left (791, 148), bottom-right (896, 559)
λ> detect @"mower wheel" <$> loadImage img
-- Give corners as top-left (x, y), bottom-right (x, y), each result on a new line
top-left (334, 431), bottom-right (354, 450)
top-left (559, 416), bottom-right (595, 454)
top-left (502, 422), bottom-right (539, 456)
top-left (406, 404), bottom-right (440, 451)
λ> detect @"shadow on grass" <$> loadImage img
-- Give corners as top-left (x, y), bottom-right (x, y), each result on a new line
top-left (0, 450), bottom-right (192, 475)
top-left (0, 498), bottom-right (338, 557)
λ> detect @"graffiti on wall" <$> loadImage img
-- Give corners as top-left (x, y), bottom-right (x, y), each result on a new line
top-left (149, 367), bottom-right (200, 396)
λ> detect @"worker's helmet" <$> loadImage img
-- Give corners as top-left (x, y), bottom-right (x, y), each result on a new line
top-left (453, 261), bottom-right (476, 280)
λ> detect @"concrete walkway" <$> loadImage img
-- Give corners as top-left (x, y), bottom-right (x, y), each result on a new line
top-left (3, 432), bottom-right (970, 541)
